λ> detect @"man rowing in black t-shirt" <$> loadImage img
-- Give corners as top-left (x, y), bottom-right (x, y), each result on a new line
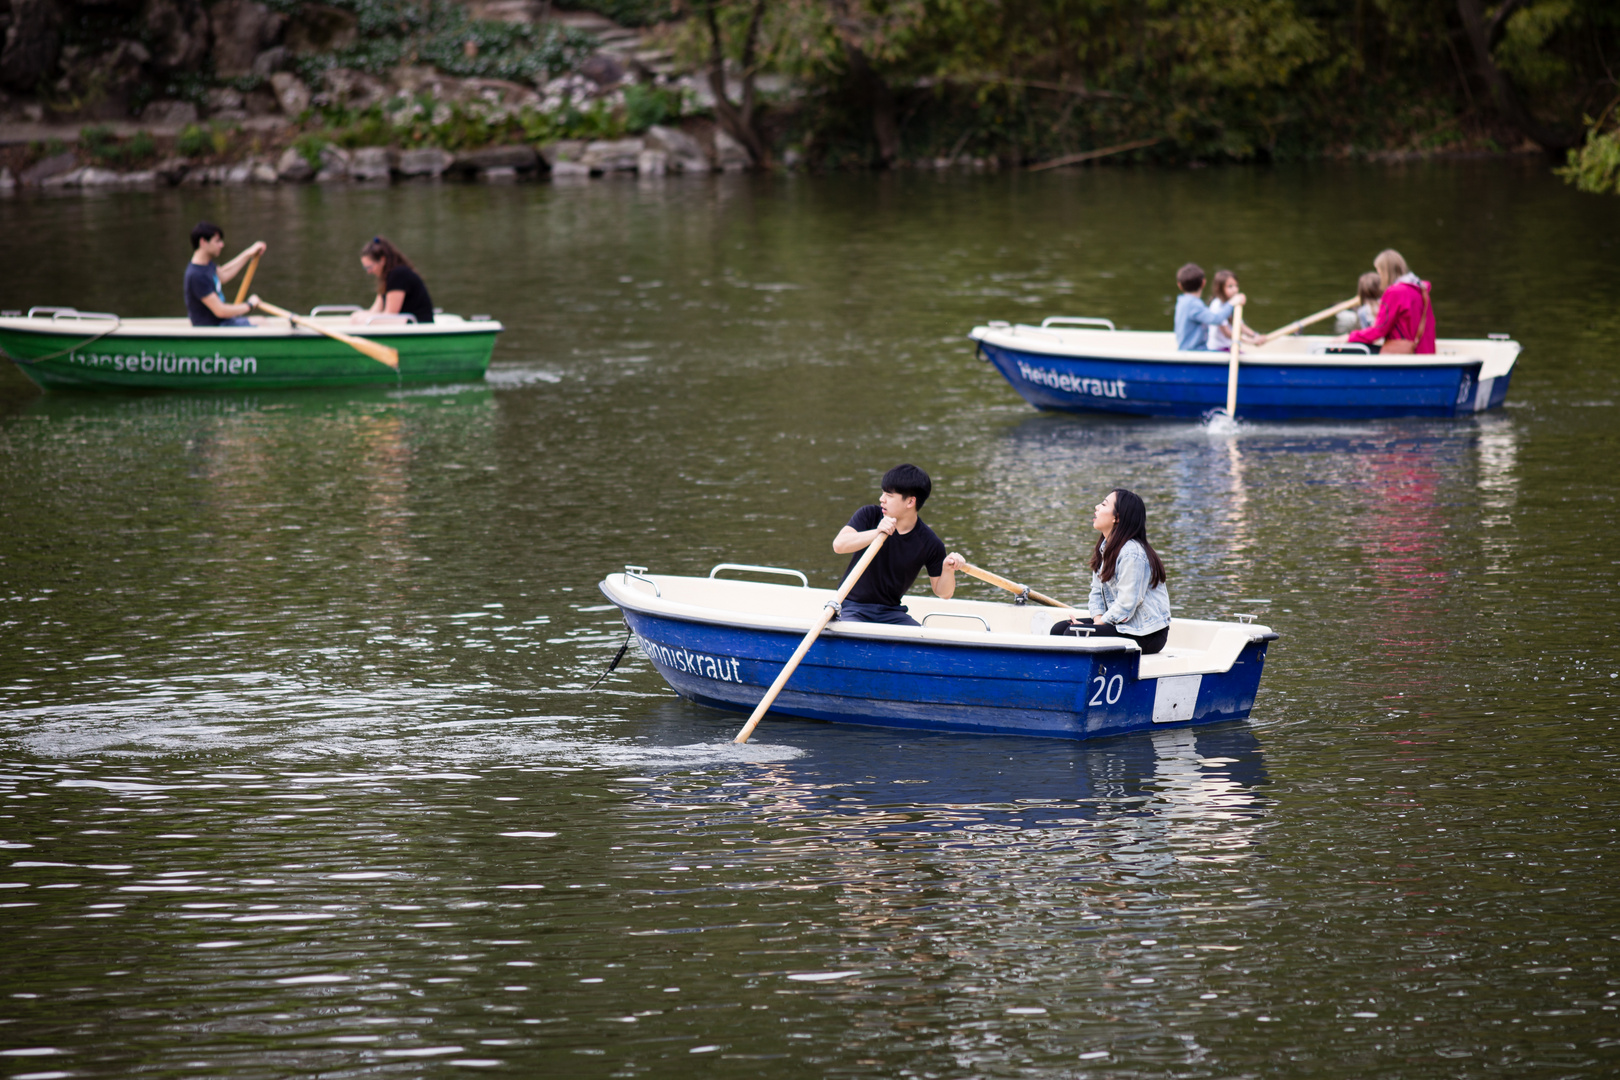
top-left (831, 463), bottom-right (965, 626)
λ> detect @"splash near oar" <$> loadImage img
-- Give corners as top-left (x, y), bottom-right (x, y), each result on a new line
top-left (732, 530), bottom-right (888, 744)
top-left (958, 562), bottom-right (1073, 609)
top-left (253, 299), bottom-right (400, 369)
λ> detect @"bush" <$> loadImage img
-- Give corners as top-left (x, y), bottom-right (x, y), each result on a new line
top-left (293, 132), bottom-right (329, 168)
top-left (176, 124), bottom-right (211, 158)
top-left (79, 126), bottom-right (159, 166)
top-left (80, 124), bottom-right (117, 163)
top-left (1557, 123), bottom-right (1620, 194)
top-left (623, 83), bottom-right (680, 133)
top-left (278, 0), bottom-right (596, 85)
top-left (176, 123), bottom-right (231, 158)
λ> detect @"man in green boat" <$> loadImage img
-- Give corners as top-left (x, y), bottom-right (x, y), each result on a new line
top-left (185, 222), bottom-right (265, 327)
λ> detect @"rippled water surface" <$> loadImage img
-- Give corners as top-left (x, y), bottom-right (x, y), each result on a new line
top-left (1, 163), bottom-right (1618, 1078)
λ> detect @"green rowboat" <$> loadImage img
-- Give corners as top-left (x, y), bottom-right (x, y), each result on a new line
top-left (0, 307), bottom-right (502, 391)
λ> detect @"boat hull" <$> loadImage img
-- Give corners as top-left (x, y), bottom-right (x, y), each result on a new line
top-left (606, 581), bottom-right (1273, 741)
top-left (972, 325), bottom-right (1518, 420)
top-left (0, 316), bottom-right (500, 391)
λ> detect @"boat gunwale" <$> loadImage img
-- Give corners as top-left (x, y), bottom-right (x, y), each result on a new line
top-left (0, 315), bottom-right (504, 340)
top-left (969, 323), bottom-right (1520, 374)
top-left (601, 574), bottom-right (1277, 666)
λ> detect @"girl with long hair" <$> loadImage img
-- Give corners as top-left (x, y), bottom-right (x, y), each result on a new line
top-left (1206, 269), bottom-right (1264, 351)
top-left (353, 235), bottom-right (435, 325)
top-left (1051, 488), bottom-right (1172, 655)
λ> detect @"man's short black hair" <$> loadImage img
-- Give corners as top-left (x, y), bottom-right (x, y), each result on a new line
top-left (190, 222), bottom-right (223, 250)
top-left (881, 463), bottom-right (932, 508)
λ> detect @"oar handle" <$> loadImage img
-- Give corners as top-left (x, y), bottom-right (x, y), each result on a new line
top-left (1225, 302), bottom-right (1244, 416)
top-left (233, 251), bottom-right (262, 305)
top-left (1264, 297), bottom-right (1358, 340)
top-left (959, 562), bottom-right (1073, 609)
top-left (733, 530), bottom-right (888, 744)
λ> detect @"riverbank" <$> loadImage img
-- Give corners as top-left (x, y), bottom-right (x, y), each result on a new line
top-left (1, 118), bottom-right (1551, 194)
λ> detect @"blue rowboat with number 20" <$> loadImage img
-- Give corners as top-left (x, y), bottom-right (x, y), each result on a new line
top-left (599, 565), bottom-right (1278, 741)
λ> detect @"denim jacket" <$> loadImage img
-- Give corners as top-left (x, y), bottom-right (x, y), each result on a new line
top-left (1175, 293), bottom-right (1230, 352)
top-left (1088, 540), bottom-right (1171, 636)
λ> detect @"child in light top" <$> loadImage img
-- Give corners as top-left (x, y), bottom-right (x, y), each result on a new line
top-left (1206, 269), bottom-right (1264, 351)
top-left (1354, 271), bottom-right (1383, 330)
top-left (1173, 263), bottom-right (1245, 352)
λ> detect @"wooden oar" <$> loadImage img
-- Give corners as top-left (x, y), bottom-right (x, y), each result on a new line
top-left (1264, 296), bottom-right (1358, 340)
top-left (253, 299), bottom-right (399, 369)
top-left (1223, 302), bottom-right (1245, 417)
top-left (733, 531), bottom-right (888, 744)
top-left (232, 251), bottom-right (262, 305)
top-left (959, 562), bottom-right (1073, 608)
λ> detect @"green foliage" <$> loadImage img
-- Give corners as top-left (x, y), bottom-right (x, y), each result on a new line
top-left (562, 0), bottom-right (678, 29)
top-left (293, 133), bottom-right (330, 168)
top-left (1493, 0), bottom-right (1576, 93)
top-left (176, 123), bottom-right (231, 159)
top-left (80, 125), bottom-right (159, 166)
top-left (277, 0), bottom-right (597, 85)
top-left (79, 125), bottom-right (117, 162)
top-left (623, 84), bottom-right (680, 132)
top-left (1557, 119), bottom-right (1620, 194)
top-left (308, 93), bottom-right (633, 152)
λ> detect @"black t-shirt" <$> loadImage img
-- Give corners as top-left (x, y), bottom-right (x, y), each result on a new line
top-left (385, 265), bottom-right (435, 324)
top-left (841, 504), bottom-right (947, 607)
top-left (184, 261), bottom-right (226, 326)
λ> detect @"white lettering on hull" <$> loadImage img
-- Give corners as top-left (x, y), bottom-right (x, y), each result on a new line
top-left (1014, 360), bottom-right (1127, 399)
top-left (636, 635), bottom-right (744, 684)
top-left (64, 350), bottom-right (259, 376)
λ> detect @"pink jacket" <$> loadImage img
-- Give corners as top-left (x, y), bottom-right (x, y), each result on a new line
top-left (1349, 279), bottom-right (1435, 353)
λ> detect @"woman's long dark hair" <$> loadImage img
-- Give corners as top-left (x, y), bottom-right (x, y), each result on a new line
top-left (1089, 488), bottom-right (1167, 586)
top-left (361, 236), bottom-right (413, 297)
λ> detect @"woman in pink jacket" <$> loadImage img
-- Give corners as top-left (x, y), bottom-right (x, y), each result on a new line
top-left (1347, 249), bottom-right (1435, 354)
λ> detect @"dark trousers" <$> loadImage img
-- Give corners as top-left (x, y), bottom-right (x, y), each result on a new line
top-left (1050, 617), bottom-right (1168, 655)
top-left (837, 601), bottom-right (920, 627)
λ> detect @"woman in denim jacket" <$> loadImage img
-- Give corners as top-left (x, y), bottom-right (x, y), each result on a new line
top-left (1051, 488), bottom-right (1172, 655)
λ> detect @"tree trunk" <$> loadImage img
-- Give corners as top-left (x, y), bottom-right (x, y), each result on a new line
top-left (827, 0), bottom-right (899, 168)
top-left (702, 0), bottom-right (769, 168)
top-left (1455, 0), bottom-right (1576, 152)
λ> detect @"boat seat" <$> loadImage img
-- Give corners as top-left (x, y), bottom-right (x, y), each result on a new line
top-left (1139, 628), bottom-right (1257, 678)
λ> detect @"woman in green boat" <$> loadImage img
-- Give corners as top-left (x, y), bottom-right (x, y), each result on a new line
top-left (353, 236), bottom-right (435, 325)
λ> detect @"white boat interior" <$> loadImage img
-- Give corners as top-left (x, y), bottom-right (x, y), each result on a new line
top-left (602, 567), bottom-right (1276, 680)
top-left (0, 306), bottom-right (501, 337)
top-left (970, 319), bottom-right (1520, 381)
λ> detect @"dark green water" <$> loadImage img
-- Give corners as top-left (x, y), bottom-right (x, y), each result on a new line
top-left (1, 162), bottom-right (1617, 1078)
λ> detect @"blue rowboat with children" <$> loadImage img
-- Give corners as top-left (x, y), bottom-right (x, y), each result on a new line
top-left (598, 565), bottom-right (1278, 741)
top-left (970, 316), bottom-right (1521, 420)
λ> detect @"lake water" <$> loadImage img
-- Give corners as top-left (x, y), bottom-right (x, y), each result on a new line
top-left (1, 161), bottom-right (1618, 1078)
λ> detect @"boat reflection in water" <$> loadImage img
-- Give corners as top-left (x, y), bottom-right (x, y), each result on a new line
top-left (626, 716), bottom-right (1268, 851)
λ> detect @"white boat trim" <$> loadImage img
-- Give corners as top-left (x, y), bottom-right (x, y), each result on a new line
top-left (600, 571), bottom-right (1274, 680)
top-left (0, 312), bottom-right (504, 339)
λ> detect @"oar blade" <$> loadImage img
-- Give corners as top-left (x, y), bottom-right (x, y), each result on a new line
top-left (358, 339), bottom-right (400, 369)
